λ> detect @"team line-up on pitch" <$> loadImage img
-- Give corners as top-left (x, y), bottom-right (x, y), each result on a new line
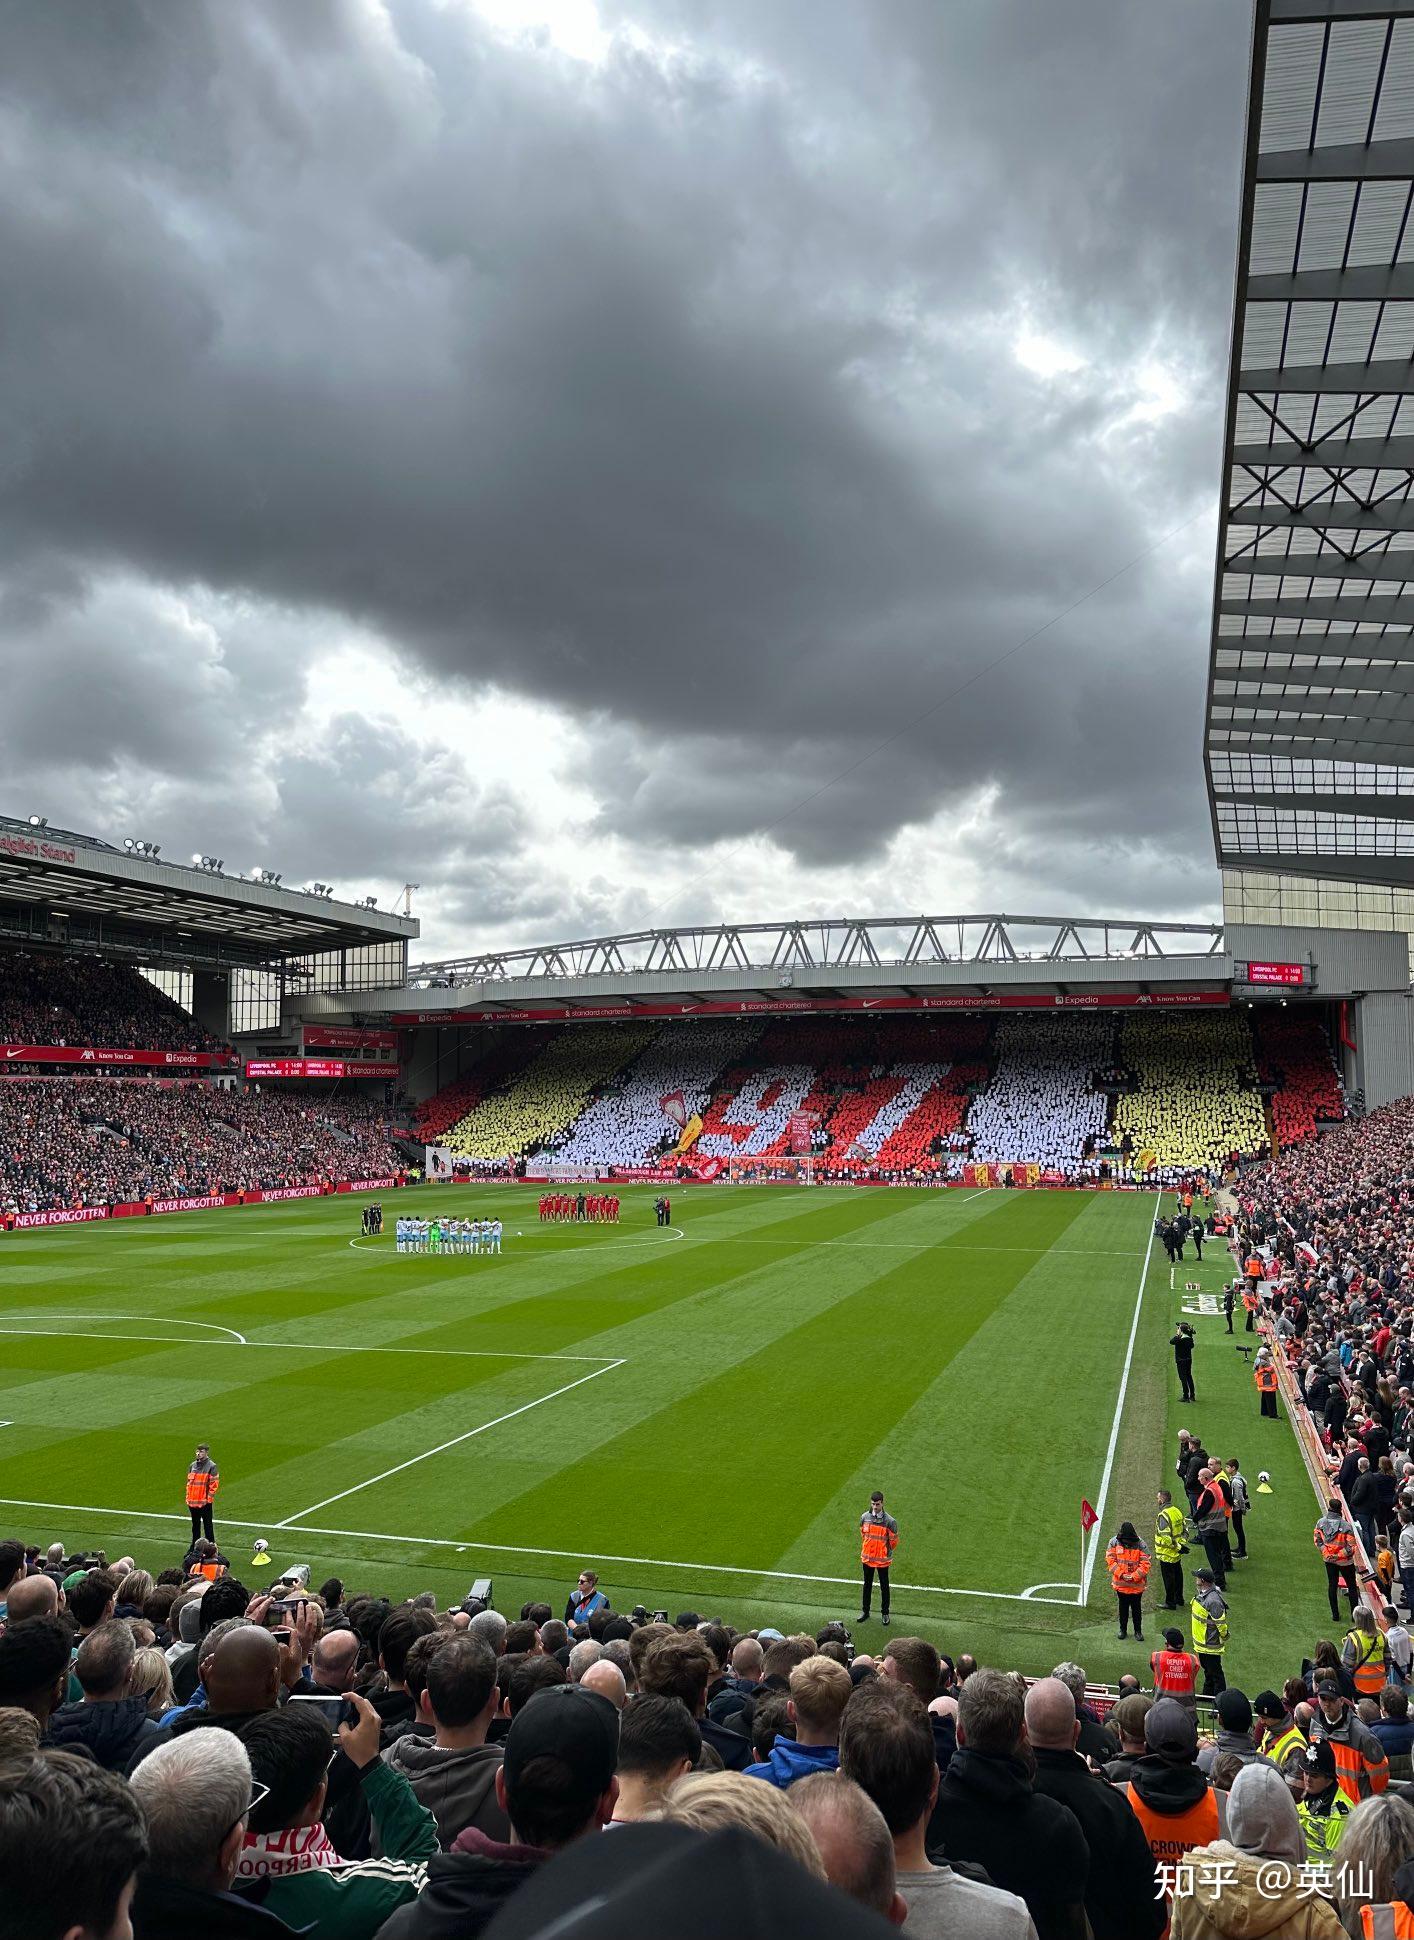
top-left (393, 1215), bottom-right (504, 1254)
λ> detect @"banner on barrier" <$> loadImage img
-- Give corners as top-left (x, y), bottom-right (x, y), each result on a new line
top-left (0, 1044), bottom-right (235, 1069)
top-left (302, 1026), bottom-right (401, 1053)
top-left (11, 1205), bottom-right (110, 1228)
top-left (395, 990), bottom-right (1232, 1027)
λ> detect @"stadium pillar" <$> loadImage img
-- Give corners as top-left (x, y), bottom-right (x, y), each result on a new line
top-left (191, 969), bottom-right (230, 1039)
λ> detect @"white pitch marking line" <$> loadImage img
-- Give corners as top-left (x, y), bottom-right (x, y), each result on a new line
top-left (1021, 1581), bottom-right (1081, 1599)
top-left (0, 1496), bottom-right (1080, 1604)
top-left (0, 1319), bottom-right (617, 1366)
top-left (959, 1187), bottom-right (993, 1202)
top-left (0, 1310), bottom-right (249, 1343)
top-left (1078, 1190), bottom-right (1161, 1608)
top-left (273, 1359), bottom-right (629, 1528)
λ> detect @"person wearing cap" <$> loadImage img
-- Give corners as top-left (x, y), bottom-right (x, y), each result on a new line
top-left (1102, 1692), bottom-right (1152, 1784)
top-left (1253, 1690), bottom-right (1307, 1775)
top-left (1171, 1760), bottom-right (1343, 1940)
top-left (1105, 1521), bottom-right (1151, 1641)
top-left (1154, 1490), bottom-right (1188, 1611)
top-left (1296, 1736), bottom-right (1354, 1863)
top-left (1310, 1676), bottom-right (1389, 1804)
top-left (858, 1491), bottom-right (898, 1627)
top-left (377, 1684), bottom-right (621, 1940)
top-left (185, 1443), bottom-right (220, 1546)
top-left (1190, 1569), bottom-right (1229, 1697)
top-left (1196, 1689), bottom-right (1274, 1778)
top-left (1316, 1498), bottom-right (1363, 1625)
top-left (1124, 1697), bottom-right (1229, 1882)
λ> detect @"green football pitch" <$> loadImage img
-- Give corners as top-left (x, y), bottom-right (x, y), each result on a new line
top-left (0, 1184), bottom-right (1332, 1685)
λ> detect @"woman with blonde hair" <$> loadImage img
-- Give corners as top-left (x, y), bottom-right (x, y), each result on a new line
top-left (1334, 1792), bottom-right (1414, 1938)
top-left (129, 1644), bottom-right (176, 1720)
top-left (662, 1772), bottom-right (825, 1879)
top-left (115, 1568), bottom-right (154, 1616)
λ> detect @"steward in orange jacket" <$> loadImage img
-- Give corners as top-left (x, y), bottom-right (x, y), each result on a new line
top-left (859, 1491), bottom-right (898, 1625)
top-left (1107, 1522), bottom-right (1152, 1640)
top-left (185, 1442), bottom-right (220, 1544)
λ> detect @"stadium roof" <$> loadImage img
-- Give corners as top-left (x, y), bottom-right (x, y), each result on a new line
top-left (1207, 0), bottom-right (1414, 886)
top-left (0, 814), bottom-right (417, 971)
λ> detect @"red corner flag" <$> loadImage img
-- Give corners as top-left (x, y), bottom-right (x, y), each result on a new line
top-left (1080, 1499), bottom-right (1098, 1533)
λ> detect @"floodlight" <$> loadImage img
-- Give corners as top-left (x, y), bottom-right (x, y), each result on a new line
top-left (27, 815), bottom-right (47, 828)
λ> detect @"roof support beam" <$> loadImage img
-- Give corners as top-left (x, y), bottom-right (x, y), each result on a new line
top-left (1223, 545), bottom-right (1414, 578)
top-left (1238, 360), bottom-right (1414, 394)
top-left (1256, 136), bottom-right (1414, 182)
top-left (1221, 593), bottom-right (1414, 620)
top-left (1227, 499), bottom-right (1414, 531)
top-left (1245, 264), bottom-right (1414, 303)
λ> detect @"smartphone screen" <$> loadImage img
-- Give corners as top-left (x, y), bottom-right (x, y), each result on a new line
top-left (287, 1693), bottom-right (351, 1728)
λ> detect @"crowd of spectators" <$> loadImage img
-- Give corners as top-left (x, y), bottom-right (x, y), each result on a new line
top-left (12, 1532), bottom-right (1414, 1939)
top-left (542, 1022), bottom-right (761, 1168)
top-left (966, 1016), bottom-right (1111, 1168)
top-left (0, 955), bottom-right (225, 1054)
top-left (440, 1025), bottom-right (658, 1164)
top-left (421, 1010), bottom-right (1315, 1179)
top-left (0, 1079), bottom-right (400, 1213)
top-left (1114, 1013), bottom-right (1269, 1172)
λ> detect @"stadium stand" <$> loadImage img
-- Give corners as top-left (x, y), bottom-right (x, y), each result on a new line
top-left (0, 955), bottom-right (225, 1053)
top-left (1252, 1012), bottom-right (1347, 1156)
top-left (0, 1079), bottom-right (399, 1213)
top-left (413, 1030), bottom-right (552, 1143)
top-left (1111, 1012), bottom-right (1267, 1171)
top-left (966, 1014), bottom-right (1111, 1168)
top-left (438, 1023), bottom-right (659, 1161)
top-left (540, 1021), bottom-right (763, 1166)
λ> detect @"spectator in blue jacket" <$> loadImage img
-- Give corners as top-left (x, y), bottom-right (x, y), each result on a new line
top-left (744, 1656), bottom-right (853, 1789)
top-left (565, 1570), bottom-right (609, 1626)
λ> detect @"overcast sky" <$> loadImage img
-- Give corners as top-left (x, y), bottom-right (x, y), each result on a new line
top-left (0, 0), bottom-right (1249, 961)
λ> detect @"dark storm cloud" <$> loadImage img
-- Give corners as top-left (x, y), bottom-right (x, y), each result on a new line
top-left (0, 0), bottom-right (1247, 898)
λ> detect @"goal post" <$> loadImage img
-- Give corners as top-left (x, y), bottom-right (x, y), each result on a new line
top-left (726, 1156), bottom-right (817, 1185)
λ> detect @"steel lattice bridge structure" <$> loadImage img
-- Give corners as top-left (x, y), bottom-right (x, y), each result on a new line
top-left (405, 915), bottom-right (1226, 989)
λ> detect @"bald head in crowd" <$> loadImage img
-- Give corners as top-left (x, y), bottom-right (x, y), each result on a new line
top-left (1023, 1677), bottom-right (1079, 1751)
top-left (581, 1658), bottom-right (628, 1710)
top-left (791, 1772), bottom-right (906, 1925)
top-left (205, 1626), bottom-right (282, 1715)
top-left (732, 1637), bottom-right (764, 1682)
top-left (312, 1629), bottom-right (360, 1692)
top-left (5, 1574), bottom-right (59, 1623)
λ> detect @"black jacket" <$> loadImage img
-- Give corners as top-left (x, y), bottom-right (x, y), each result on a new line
top-left (130, 1873), bottom-right (307, 1940)
top-left (1349, 1471), bottom-right (1382, 1517)
top-left (1170, 1331), bottom-right (1193, 1367)
top-left (1030, 1745), bottom-right (1164, 1940)
top-left (46, 1694), bottom-right (164, 1774)
top-left (373, 1843), bottom-right (543, 1940)
top-left (699, 1713), bottom-right (752, 1771)
top-left (927, 1746), bottom-right (1089, 1940)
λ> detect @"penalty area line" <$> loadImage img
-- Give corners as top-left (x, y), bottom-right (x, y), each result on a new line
top-left (0, 1495), bottom-right (1080, 1604)
top-left (273, 1359), bottom-right (629, 1528)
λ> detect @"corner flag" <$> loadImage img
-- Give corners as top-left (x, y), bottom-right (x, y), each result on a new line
top-left (1080, 1499), bottom-right (1098, 1533)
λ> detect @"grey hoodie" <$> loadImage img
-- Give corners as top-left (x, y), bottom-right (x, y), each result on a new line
top-left (1196, 1729), bottom-right (1275, 1778)
top-left (380, 1734), bottom-right (510, 1849)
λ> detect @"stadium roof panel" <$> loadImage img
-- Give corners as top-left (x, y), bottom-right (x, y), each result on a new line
top-left (0, 814), bottom-right (417, 969)
top-left (1206, 0), bottom-right (1414, 883)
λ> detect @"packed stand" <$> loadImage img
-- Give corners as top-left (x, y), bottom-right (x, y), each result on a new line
top-left (0, 954), bottom-right (226, 1053)
top-left (12, 1532), bottom-right (1414, 1940)
top-left (965, 1014), bottom-right (1112, 1168)
top-left (1112, 1012), bottom-right (1267, 1171)
top-left (440, 1025), bottom-right (657, 1163)
top-left (0, 1080), bottom-right (400, 1213)
top-left (414, 1034), bottom-right (550, 1144)
top-left (1252, 1013), bottom-right (1347, 1153)
top-left (538, 1022), bottom-right (763, 1167)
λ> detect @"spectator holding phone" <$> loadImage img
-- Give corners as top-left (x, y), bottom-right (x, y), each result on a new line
top-left (235, 1689), bottom-right (437, 1938)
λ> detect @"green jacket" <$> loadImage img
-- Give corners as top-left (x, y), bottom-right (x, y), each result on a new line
top-left (249, 1760), bottom-right (438, 1940)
